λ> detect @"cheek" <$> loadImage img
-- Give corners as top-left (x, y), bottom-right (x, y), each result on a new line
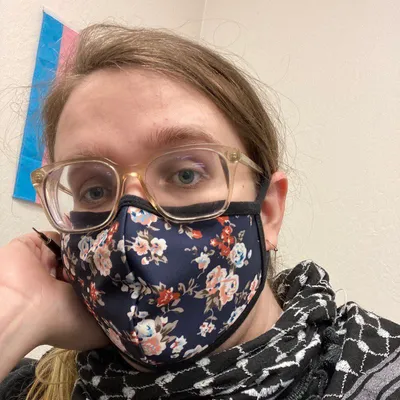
top-left (231, 166), bottom-right (258, 202)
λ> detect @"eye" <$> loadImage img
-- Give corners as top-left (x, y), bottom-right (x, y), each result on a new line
top-left (171, 169), bottom-right (203, 186)
top-left (177, 170), bottom-right (196, 185)
top-left (81, 186), bottom-right (108, 203)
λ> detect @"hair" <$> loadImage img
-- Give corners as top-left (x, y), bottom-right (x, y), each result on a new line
top-left (27, 23), bottom-right (281, 400)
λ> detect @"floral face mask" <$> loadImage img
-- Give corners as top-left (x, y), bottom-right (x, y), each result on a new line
top-left (61, 195), bottom-right (269, 369)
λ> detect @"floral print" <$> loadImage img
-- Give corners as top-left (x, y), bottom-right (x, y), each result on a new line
top-left (93, 244), bottom-right (113, 276)
top-left (141, 333), bottom-right (166, 356)
top-left (89, 282), bottom-right (105, 306)
top-left (61, 203), bottom-right (264, 366)
top-left (127, 230), bottom-right (168, 265)
top-left (247, 274), bottom-right (259, 303)
top-left (157, 288), bottom-right (180, 307)
top-left (230, 242), bottom-right (247, 268)
top-left (171, 335), bottom-right (187, 356)
top-left (78, 236), bottom-right (94, 261)
top-left (199, 266), bottom-right (239, 310)
top-left (199, 321), bottom-right (216, 337)
top-left (194, 252), bottom-right (211, 270)
top-left (128, 207), bottom-right (158, 226)
top-left (132, 236), bottom-right (149, 256)
top-left (220, 273), bottom-right (239, 306)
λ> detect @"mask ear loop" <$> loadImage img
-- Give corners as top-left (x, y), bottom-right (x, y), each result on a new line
top-left (255, 176), bottom-right (270, 204)
top-left (257, 176), bottom-right (277, 261)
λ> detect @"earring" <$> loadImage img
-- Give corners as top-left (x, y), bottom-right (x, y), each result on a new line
top-left (266, 239), bottom-right (278, 252)
top-left (266, 239), bottom-right (278, 265)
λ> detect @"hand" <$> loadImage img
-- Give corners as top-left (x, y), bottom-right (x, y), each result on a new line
top-left (0, 232), bottom-right (109, 351)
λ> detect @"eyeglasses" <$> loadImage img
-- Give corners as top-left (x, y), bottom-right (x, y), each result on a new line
top-left (31, 144), bottom-right (263, 233)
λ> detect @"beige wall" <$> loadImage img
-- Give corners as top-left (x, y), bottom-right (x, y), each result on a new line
top-left (201, 1), bottom-right (400, 320)
top-left (1, 0), bottom-right (399, 358)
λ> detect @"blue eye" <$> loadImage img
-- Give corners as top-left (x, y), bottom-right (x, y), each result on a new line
top-left (177, 170), bottom-right (196, 185)
top-left (83, 187), bottom-right (106, 202)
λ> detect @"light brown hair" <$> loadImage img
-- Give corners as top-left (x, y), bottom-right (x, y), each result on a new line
top-left (27, 23), bottom-right (281, 400)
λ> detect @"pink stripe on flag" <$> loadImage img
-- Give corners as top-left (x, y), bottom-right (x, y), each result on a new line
top-left (57, 25), bottom-right (78, 75)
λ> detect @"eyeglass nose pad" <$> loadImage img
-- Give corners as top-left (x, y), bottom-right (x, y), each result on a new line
top-left (122, 173), bottom-right (146, 199)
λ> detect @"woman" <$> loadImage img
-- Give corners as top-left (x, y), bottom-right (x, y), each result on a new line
top-left (1, 24), bottom-right (399, 400)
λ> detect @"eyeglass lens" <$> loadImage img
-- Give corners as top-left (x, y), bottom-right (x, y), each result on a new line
top-left (44, 149), bottom-right (230, 231)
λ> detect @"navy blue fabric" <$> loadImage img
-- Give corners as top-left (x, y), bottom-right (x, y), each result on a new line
top-left (62, 198), bottom-right (268, 369)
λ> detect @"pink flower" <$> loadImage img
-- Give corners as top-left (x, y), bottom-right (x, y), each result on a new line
top-left (93, 246), bottom-right (112, 276)
top-left (220, 273), bottom-right (239, 306)
top-left (247, 274), bottom-right (260, 303)
top-left (130, 330), bottom-right (140, 345)
top-left (141, 333), bottom-right (166, 356)
top-left (133, 236), bottom-right (149, 256)
top-left (206, 266), bottom-right (227, 295)
top-left (194, 252), bottom-right (210, 270)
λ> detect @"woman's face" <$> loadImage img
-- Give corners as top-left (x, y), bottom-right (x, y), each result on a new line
top-left (55, 68), bottom-right (287, 250)
top-left (54, 68), bottom-right (257, 202)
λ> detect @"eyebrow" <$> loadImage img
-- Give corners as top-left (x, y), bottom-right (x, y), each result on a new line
top-left (144, 126), bottom-right (220, 149)
top-left (66, 126), bottom-right (220, 160)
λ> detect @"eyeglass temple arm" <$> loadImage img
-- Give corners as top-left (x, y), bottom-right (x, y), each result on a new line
top-left (239, 153), bottom-right (264, 174)
top-left (58, 183), bottom-right (72, 196)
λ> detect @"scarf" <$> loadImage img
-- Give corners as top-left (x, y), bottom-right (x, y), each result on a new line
top-left (72, 261), bottom-right (400, 400)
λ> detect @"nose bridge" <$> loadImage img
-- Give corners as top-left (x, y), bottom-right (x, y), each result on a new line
top-left (123, 171), bottom-right (139, 180)
top-left (121, 171), bottom-right (145, 197)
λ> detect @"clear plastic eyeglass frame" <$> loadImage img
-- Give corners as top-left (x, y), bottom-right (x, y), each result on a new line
top-left (31, 143), bottom-right (264, 234)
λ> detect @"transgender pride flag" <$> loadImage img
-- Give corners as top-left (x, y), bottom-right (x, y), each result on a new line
top-left (13, 12), bottom-right (77, 203)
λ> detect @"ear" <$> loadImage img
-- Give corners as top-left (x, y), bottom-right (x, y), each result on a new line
top-left (260, 171), bottom-right (288, 251)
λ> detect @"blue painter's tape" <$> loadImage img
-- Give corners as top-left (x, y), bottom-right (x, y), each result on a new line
top-left (13, 12), bottom-right (63, 202)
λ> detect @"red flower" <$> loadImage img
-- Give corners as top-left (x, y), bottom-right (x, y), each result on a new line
top-left (157, 289), bottom-right (180, 307)
top-left (222, 225), bottom-right (233, 237)
top-left (191, 229), bottom-right (203, 239)
top-left (224, 236), bottom-right (235, 246)
top-left (217, 216), bottom-right (229, 226)
top-left (219, 244), bottom-right (231, 257)
top-left (210, 238), bottom-right (219, 247)
top-left (89, 282), bottom-right (99, 302)
top-left (106, 221), bottom-right (120, 244)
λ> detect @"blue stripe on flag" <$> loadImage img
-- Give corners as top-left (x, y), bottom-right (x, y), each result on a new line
top-left (13, 12), bottom-right (63, 202)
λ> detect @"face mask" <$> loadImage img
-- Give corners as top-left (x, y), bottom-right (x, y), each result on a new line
top-left (61, 194), bottom-right (269, 369)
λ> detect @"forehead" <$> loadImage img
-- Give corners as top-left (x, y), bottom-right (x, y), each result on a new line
top-left (54, 68), bottom-right (244, 164)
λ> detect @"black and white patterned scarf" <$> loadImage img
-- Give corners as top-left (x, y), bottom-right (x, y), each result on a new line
top-left (72, 261), bottom-right (400, 400)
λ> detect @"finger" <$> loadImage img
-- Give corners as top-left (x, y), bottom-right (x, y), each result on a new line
top-left (11, 232), bottom-right (60, 273)
top-left (41, 231), bottom-right (61, 246)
